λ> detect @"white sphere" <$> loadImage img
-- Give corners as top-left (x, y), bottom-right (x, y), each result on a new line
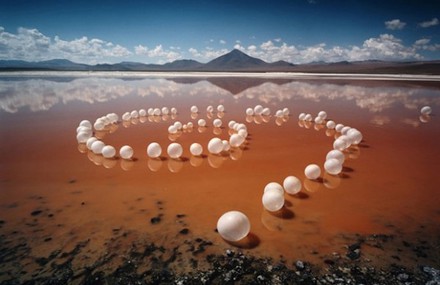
top-left (206, 105), bottom-right (214, 113)
top-left (335, 124), bottom-right (344, 132)
top-left (217, 211), bottom-right (250, 242)
top-left (262, 190), bottom-right (285, 212)
top-left (102, 145), bottom-right (116, 158)
top-left (421, 106), bottom-right (432, 115)
top-left (222, 140), bottom-right (231, 152)
top-left (341, 126), bottom-right (351, 135)
top-left (190, 105), bottom-right (198, 113)
top-left (314, 116), bottom-right (324, 124)
top-left (147, 108), bottom-right (154, 116)
top-left (282, 108), bottom-right (290, 116)
top-left (238, 129), bottom-right (248, 138)
top-left (229, 133), bottom-right (245, 147)
top-left (333, 138), bottom-right (347, 151)
top-left (208, 138), bottom-right (224, 154)
top-left (324, 158), bottom-right (343, 175)
top-left (94, 120), bottom-right (105, 131)
top-left (298, 113), bottom-right (306, 120)
top-left (167, 143), bottom-right (183, 159)
top-left (305, 164), bottom-right (321, 180)
top-left (91, 140), bottom-right (105, 154)
top-left (254, 105), bottom-right (264, 115)
top-left (262, 107), bottom-right (271, 116)
top-left (161, 107), bottom-right (169, 115)
top-left (153, 108), bottom-right (161, 116)
top-left (139, 109), bottom-right (147, 117)
top-left (235, 123), bottom-right (247, 131)
top-left (76, 131), bottom-right (92, 143)
top-left (190, 143), bottom-right (203, 156)
top-left (304, 114), bottom-right (313, 122)
top-left (228, 120), bottom-right (236, 129)
top-left (326, 149), bottom-right (345, 164)
top-left (347, 128), bottom-right (363, 145)
top-left (76, 126), bottom-right (92, 134)
top-left (122, 112), bottom-right (131, 121)
top-left (168, 125), bottom-right (178, 134)
top-left (198, 119), bottom-right (206, 127)
top-left (130, 110), bottom-right (139, 118)
top-left (326, 120), bottom-right (336, 129)
top-left (187, 122), bottom-right (194, 128)
top-left (79, 120), bottom-right (92, 128)
top-left (283, 176), bottom-right (302, 195)
top-left (213, 119), bottom-right (222, 128)
top-left (86, 137), bottom-right (98, 150)
top-left (171, 107), bottom-right (178, 114)
top-left (275, 110), bottom-right (284, 117)
top-left (246, 108), bottom-right (254, 116)
top-left (108, 113), bottom-right (119, 123)
top-left (318, 111), bottom-right (327, 120)
top-left (147, 142), bottom-right (162, 158)
top-left (119, 145), bottom-right (134, 160)
top-left (217, 105), bottom-right (225, 112)
top-left (338, 135), bottom-right (352, 147)
top-left (174, 121), bottom-right (183, 130)
top-left (264, 182), bottom-right (284, 195)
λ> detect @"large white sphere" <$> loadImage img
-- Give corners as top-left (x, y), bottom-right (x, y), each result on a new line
top-left (338, 135), bottom-right (352, 147)
top-left (153, 108), bottom-right (161, 116)
top-left (147, 108), bottom-right (154, 116)
top-left (76, 131), bottom-right (92, 143)
top-left (161, 107), bottom-right (169, 115)
top-left (139, 109), bottom-right (147, 117)
top-left (190, 105), bottom-right (198, 113)
top-left (94, 120), bottom-right (105, 131)
top-left (174, 121), bottom-right (183, 130)
top-left (421, 106), bottom-right (432, 115)
top-left (217, 105), bottom-right (225, 112)
top-left (262, 190), bottom-right (285, 212)
top-left (326, 149), bottom-right (345, 164)
top-left (208, 138), bottom-right (223, 154)
top-left (335, 124), bottom-right (344, 132)
top-left (314, 116), bottom-right (324, 124)
top-left (333, 138), bottom-right (347, 151)
top-left (217, 211), bottom-right (250, 242)
top-left (298, 113), bottom-right (306, 120)
top-left (318, 111), bottom-right (327, 120)
top-left (324, 158), bottom-right (343, 175)
top-left (347, 128), bottom-right (363, 145)
top-left (198, 119), bottom-right (207, 127)
top-left (264, 182), bottom-right (284, 195)
top-left (119, 145), bottom-right (134, 160)
top-left (246, 108), bottom-right (254, 116)
top-left (326, 120), bottom-right (336, 129)
top-left (170, 107), bottom-right (178, 114)
top-left (147, 142), bottom-right (162, 158)
top-left (254, 105), bottom-right (264, 115)
top-left (305, 164), bottom-right (321, 180)
top-left (341, 126), bottom-right (351, 135)
top-left (76, 126), bottom-right (92, 134)
top-left (282, 108), bottom-right (290, 116)
top-left (275, 110), bottom-right (284, 117)
top-left (229, 133), bottom-right (245, 147)
top-left (190, 143), bottom-right (203, 156)
top-left (91, 140), bottom-right (105, 154)
top-left (168, 125), bottom-right (178, 134)
top-left (262, 107), bottom-right (271, 116)
top-left (222, 140), bottom-right (231, 152)
top-left (102, 145), bottom-right (116, 158)
top-left (238, 129), bottom-right (248, 138)
top-left (130, 110), bottom-right (139, 118)
top-left (79, 120), bottom-right (92, 128)
top-left (304, 114), bottom-right (313, 122)
top-left (167, 143), bottom-right (183, 159)
top-left (213, 119), bottom-right (222, 128)
top-left (86, 137), bottom-right (98, 150)
top-left (283, 176), bottom-right (302, 195)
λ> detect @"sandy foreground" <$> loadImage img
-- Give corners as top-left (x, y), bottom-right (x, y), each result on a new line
top-left (0, 73), bottom-right (439, 284)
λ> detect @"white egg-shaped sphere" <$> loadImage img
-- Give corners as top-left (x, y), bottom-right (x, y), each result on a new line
top-left (326, 120), bottom-right (336, 129)
top-left (304, 114), bottom-right (313, 122)
top-left (298, 113), bottom-right (305, 120)
top-left (254, 105), bottom-right (264, 115)
top-left (275, 110), bottom-right (284, 117)
top-left (79, 120), bottom-right (92, 128)
top-left (190, 105), bottom-right (198, 113)
top-left (314, 116), bottom-right (324, 124)
top-left (170, 107), bottom-right (177, 114)
top-left (206, 105), bottom-right (214, 113)
top-left (174, 121), bottom-right (183, 130)
top-left (236, 123), bottom-right (247, 131)
top-left (283, 176), bottom-right (302, 195)
top-left (262, 190), bottom-right (285, 212)
top-left (208, 138), bottom-right (223, 154)
top-left (187, 122), bottom-right (194, 128)
top-left (335, 124), bottom-right (344, 132)
top-left (326, 149), bottom-right (345, 164)
top-left (324, 158), bottom-right (343, 175)
top-left (94, 120), bottom-right (105, 131)
top-left (246, 108), bottom-right (254, 116)
top-left (76, 126), bottom-right (92, 135)
top-left (217, 211), bottom-right (250, 242)
top-left (217, 105), bottom-right (225, 112)
top-left (305, 164), bottom-right (321, 180)
top-left (139, 109), bottom-right (147, 117)
top-left (198, 119), bottom-right (206, 127)
top-left (213, 119), bottom-right (222, 128)
top-left (130, 110), bottom-right (139, 118)
top-left (167, 143), bottom-right (183, 159)
top-left (119, 145), bottom-right (134, 160)
top-left (229, 133), bottom-right (245, 147)
top-left (282, 108), bottom-right (290, 116)
top-left (238, 129), bottom-right (248, 138)
top-left (264, 182), bottom-right (284, 195)
top-left (228, 120), bottom-right (236, 129)
top-left (222, 140), bottom-right (231, 152)
top-left (338, 135), bottom-right (352, 147)
top-left (91, 140), bottom-right (105, 154)
top-left (86, 137), bottom-right (98, 150)
top-left (347, 128), bottom-right (363, 145)
top-left (318, 111), bottom-right (327, 120)
top-left (421, 106), bottom-right (432, 115)
top-left (159, 107), bottom-right (168, 115)
top-left (262, 107), bottom-right (271, 116)
top-left (168, 125), bottom-right (178, 134)
top-left (147, 142), bottom-right (162, 158)
top-left (122, 112), bottom-right (131, 121)
top-left (147, 108), bottom-right (154, 116)
top-left (341, 126), bottom-right (351, 135)
top-left (153, 108), bottom-right (161, 116)
top-left (109, 113), bottom-right (119, 123)
top-left (76, 131), bottom-right (92, 143)
top-left (333, 138), bottom-right (347, 151)
top-left (102, 145), bottom-right (116, 158)
top-left (190, 143), bottom-right (203, 156)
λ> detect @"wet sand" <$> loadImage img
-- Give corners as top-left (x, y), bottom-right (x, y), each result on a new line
top-left (0, 74), bottom-right (439, 283)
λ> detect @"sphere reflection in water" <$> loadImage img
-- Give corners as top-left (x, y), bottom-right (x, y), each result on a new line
top-left (103, 158), bottom-right (117, 169)
top-left (168, 159), bottom-right (184, 173)
top-left (88, 152), bottom-right (104, 166)
top-left (304, 179), bottom-right (322, 193)
top-left (208, 154), bottom-right (225, 168)
top-left (261, 210), bottom-right (285, 231)
top-left (147, 158), bottom-right (162, 172)
top-left (230, 148), bottom-right (243, 161)
top-left (217, 211), bottom-right (250, 242)
top-left (323, 173), bottom-right (341, 189)
top-left (190, 155), bottom-right (204, 167)
top-left (77, 143), bottom-right (88, 153)
top-left (120, 158), bottom-right (135, 171)
top-left (419, 115), bottom-right (431, 123)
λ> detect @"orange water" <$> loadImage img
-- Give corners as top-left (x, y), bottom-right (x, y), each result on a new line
top-left (0, 75), bottom-right (439, 280)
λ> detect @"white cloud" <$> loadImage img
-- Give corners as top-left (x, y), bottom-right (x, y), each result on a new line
top-left (385, 19), bottom-right (406, 30)
top-left (419, 17), bottom-right (439, 28)
top-left (219, 39), bottom-right (226, 45)
top-left (188, 47), bottom-right (228, 61)
top-left (414, 38), bottom-right (431, 46)
top-left (413, 38), bottom-right (440, 51)
top-left (135, 44), bottom-right (182, 62)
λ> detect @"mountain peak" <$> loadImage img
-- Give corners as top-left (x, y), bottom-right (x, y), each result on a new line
top-left (203, 49), bottom-right (268, 70)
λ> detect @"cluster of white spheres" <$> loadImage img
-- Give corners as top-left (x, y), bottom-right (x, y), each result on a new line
top-left (420, 106), bottom-right (432, 115)
top-left (167, 143), bottom-right (183, 159)
top-left (298, 113), bottom-right (313, 122)
top-left (305, 164), bottom-right (321, 180)
top-left (217, 211), bottom-right (250, 242)
top-left (275, 108), bottom-right (290, 118)
top-left (93, 113), bottom-right (118, 131)
top-left (147, 142), bottom-right (162, 158)
top-left (76, 120), bottom-right (93, 143)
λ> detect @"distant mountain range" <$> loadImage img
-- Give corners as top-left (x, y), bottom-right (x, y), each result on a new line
top-left (1, 49), bottom-right (440, 74)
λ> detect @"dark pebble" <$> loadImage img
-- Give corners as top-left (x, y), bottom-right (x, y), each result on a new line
top-left (68, 179), bottom-right (76, 184)
top-left (44, 237), bottom-right (52, 242)
top-left (48, 214), bottom-right (54, 218)
top-left (176, 214), bottom-right (186, 218)
top-left (150, 216), bottom-right (161, 224)
top-left (324, 259), bottom-right (335, 265)
top-left (31, 210), bottom-right (43, 216)
top-left (0, 220), bottom-right (5, 225)
top-left (179, 228), bottom-right (189, 235)
top-left (81, 202), bottom-right (85, 205)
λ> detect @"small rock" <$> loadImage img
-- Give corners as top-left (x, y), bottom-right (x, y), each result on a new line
top-left (31, 210), bottom-right (42, 216)
top-left (150, 216), bottom-right (161, 224)
top-left (295, 260), bottom-right (305, 271)
top-left (397, 273), bottom-right (409, 281)
top-left (179, 228), bottom-right (189, 235)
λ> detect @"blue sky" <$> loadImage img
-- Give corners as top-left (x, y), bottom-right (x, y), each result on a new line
top-left (1, 0), bottom-right (439, 64)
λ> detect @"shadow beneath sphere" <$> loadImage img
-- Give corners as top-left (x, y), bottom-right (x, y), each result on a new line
top-left (225, 232), bottom-right (260, 249)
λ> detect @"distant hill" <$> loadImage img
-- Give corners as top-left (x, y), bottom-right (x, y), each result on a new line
top-left (1, 49), bottom-right (439, 74)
